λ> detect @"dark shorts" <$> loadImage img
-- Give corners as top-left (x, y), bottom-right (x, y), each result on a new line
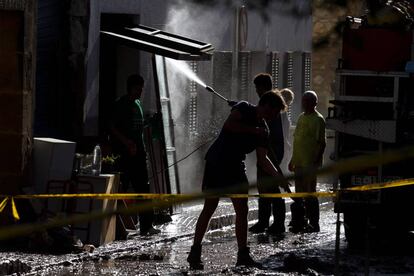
top-left (202, 161), bottom-right (249, 194)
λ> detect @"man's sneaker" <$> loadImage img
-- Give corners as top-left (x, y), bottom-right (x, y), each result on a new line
top-left (266, 223), bottom-right (285, 235)
top-left (248, 223), bottom-right (267, 234)
top-left (236, 247), bottom-right (262, 268)
top-left (304, 224), bottom-right (320, 233)
top-left (187, 245), bottom-right (204, 270)
top-left (140, 226), bottom-right (161, 236)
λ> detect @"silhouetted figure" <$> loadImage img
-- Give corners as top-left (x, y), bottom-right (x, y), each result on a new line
top-left (279, 88), bottom-right (295, 174)
top-left (288, 91), bottom-right (326, 233)
top-left (248, 73), bottom-right (286, 235)
top-left (109, 74), bottom-right (160, 236)
top-left (187, 91), bottom-right (288, 269)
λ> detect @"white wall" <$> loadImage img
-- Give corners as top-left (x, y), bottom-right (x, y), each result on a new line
top-left (247, 11), bottom-right (312, 52)
top-left (84, 0), bottom-right (311, 135)
top-left (140, 1), bottom-right (311, 52)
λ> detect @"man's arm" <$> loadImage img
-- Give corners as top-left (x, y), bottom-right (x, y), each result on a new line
top-left (313, 118), bottom-right (326, 167)
top-left (281, 112), bottom-right (292, 150)
top-left (256, 147), bottom-right (290, 191)
top-left (314, 140), bottom-right (326, 167)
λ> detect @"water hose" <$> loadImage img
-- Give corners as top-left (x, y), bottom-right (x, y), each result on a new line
top-left (205, 85), bottom-right (237, 106)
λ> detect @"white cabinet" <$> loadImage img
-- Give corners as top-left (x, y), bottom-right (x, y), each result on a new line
top-left (33, 137), bottom-right (76, 193)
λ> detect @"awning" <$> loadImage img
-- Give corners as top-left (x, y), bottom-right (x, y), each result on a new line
top-left (101, 24), bottom-right (214, 60)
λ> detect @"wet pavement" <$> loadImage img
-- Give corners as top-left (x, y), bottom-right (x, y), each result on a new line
top-left (1, 183), bottom-right (414, 275)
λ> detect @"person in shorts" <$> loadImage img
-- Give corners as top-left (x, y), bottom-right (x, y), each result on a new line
top-left (187, 91), bottom-right (288, 269)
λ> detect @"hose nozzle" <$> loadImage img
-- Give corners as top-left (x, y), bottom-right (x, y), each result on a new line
top-left (205, 85), bottom-right (236, 106)
top-left (205, 85), bottom-right (215, 93)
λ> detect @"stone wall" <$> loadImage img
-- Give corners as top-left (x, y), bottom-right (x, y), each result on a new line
top-left (312, 1), bottom-right (364, 117)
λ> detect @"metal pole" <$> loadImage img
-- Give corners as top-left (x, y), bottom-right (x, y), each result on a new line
top-left (334, 211), bottom-right (341, 275)
top-left (231, 6), bottom-right (240, 101)
top-left (364, 214), bottom-right (371, 276)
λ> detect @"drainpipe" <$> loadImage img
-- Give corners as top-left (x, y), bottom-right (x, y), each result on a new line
top-left (231, 6), bottom-right (241, 101)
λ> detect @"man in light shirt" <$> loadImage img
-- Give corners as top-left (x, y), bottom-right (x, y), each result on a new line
top-left (289, 90), bottom-right (326, 233)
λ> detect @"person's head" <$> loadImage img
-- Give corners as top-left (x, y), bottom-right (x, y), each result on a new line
top-left (253, 73), bottom-right (273, 97)
top-left (127, 74), bottom-right (145, 99)
top-left (280, 88), bottom-right (295, 106)
top-left (257, 90), bottom-right (286, 121)
top-left (302, 90), bottom-right (318, 113)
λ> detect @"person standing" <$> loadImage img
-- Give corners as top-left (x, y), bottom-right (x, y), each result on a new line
top-left (109, 74), bottom-right (160, 236)
top-left (279, 88), bottom-right (295, 174)
top-left (248, 73), bottom-right (286, 235)
top-left (187, 91), bottom-right (288, 269)
top-left (288, 90), bottom-right (326, 233)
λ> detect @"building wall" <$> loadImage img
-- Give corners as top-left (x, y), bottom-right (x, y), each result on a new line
top-left (34, 0), bottom-right (65, 137)
top-left (312, 1), bottom-right (365, 118)
top-left (143, 1), bottom-right (312, 52)
top-left (312, 1), bottom-right (365, 183)
top-left (0, 1), bottom-right (36, 203)
top-left (84, 1), bottom-right (312, 135)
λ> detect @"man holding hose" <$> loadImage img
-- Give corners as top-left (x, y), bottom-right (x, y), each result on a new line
top-left (187, 91), bottom-right (290, 269)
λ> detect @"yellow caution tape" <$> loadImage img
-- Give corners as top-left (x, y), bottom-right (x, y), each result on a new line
top-left (0, 177), bottom-right (413, 223)
top-left (0, 192), bottom-right (335, 200)
top-left (0, 191), bottom-right (198, 241)
top-left (1, 144), bottom-right (413, 221)
top-left (0, 197), bottom-right (8, 213)
top-left (253, 192), bottom-right (336, 198)
top-left (10, 197), bottom-right (19, 221)
top-left (346, 178), bottom-right (414, 191)
top-left (0, 178), bottom-right (413, 241)
top-left (10, 193), bottom-right (195, 200)
top-left (0, 145), bottom-right (413, 240)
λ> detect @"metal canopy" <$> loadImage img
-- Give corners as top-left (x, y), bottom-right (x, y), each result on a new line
top-left (101, 24), bottom-right (214, 60)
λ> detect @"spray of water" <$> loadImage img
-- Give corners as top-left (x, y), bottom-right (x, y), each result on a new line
top-left (165, 58), bottom-right (206, 88)
top-left (165, 58), bottom-right (230, 103)
top-left (163, 0), bottom-right (230, 194)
